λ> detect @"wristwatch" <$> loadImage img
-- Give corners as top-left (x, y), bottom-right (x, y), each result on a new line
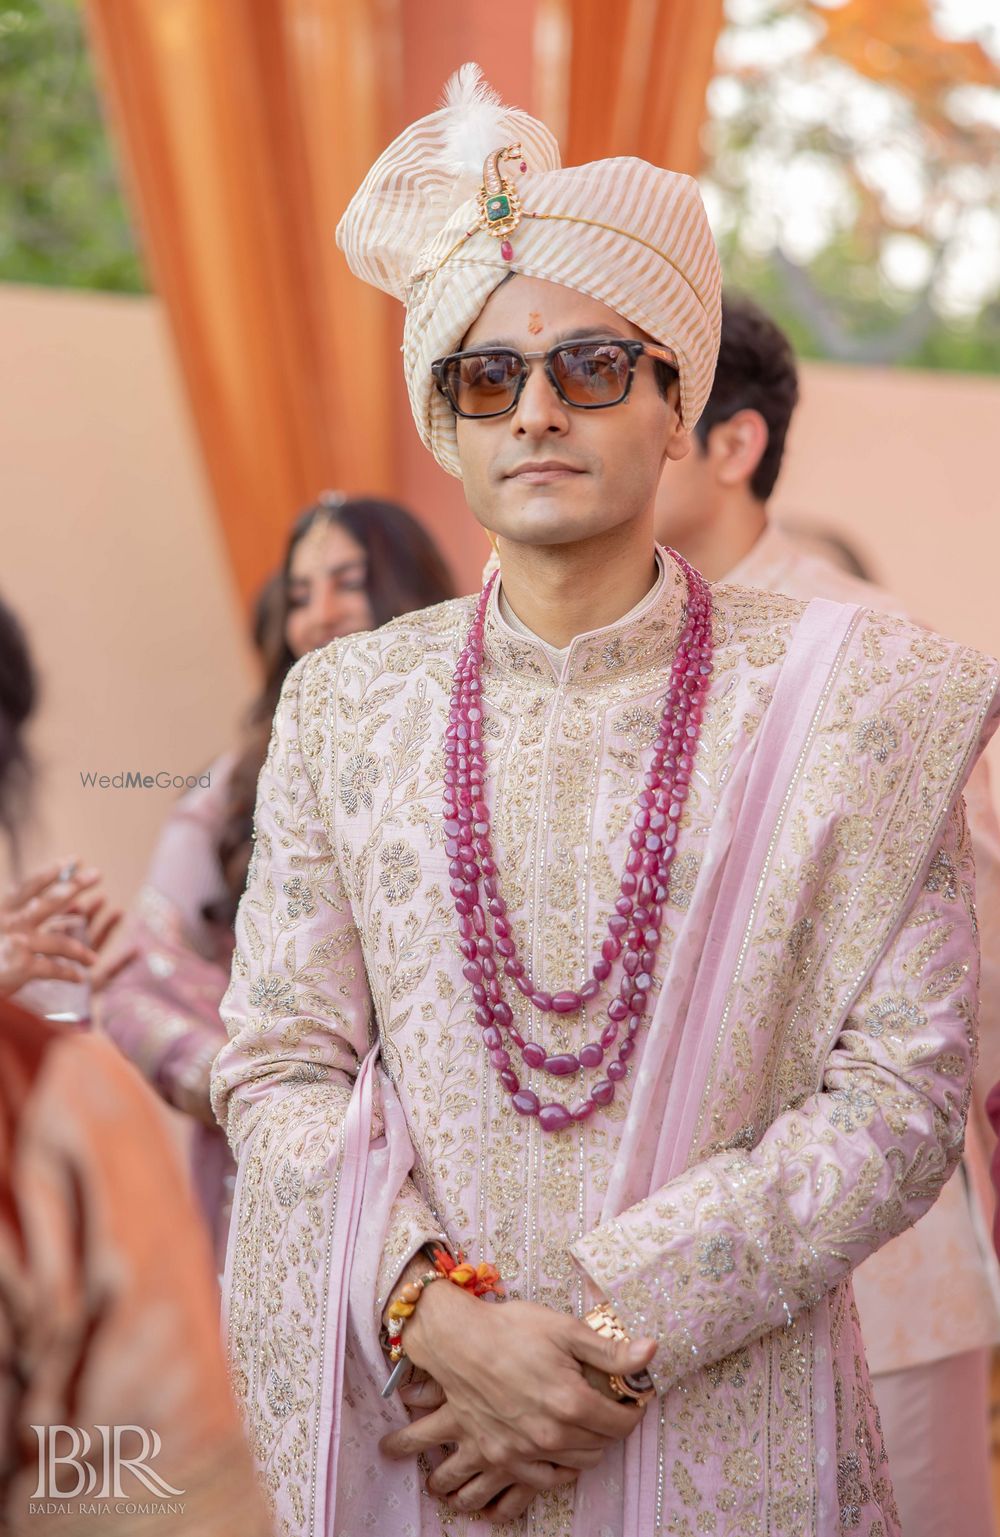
top-left (584, 1301), bottom-right (655, 1405)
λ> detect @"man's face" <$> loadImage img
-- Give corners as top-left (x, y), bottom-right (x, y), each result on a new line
top-left (454, 275), bottom-right (690, 549)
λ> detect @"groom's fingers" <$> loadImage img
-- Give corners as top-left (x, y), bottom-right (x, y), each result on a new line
top-left (426, 1444), bottom-right (490, 1496)
top-left (485, 1483), bottom-right (537, 1523)
top-left (521, 1444), bottom-right (604, 1471)
top-left (398, 1375), bottom-right (446, 1412)
top-left (444, 1460), bottom-right (578, 1514)
top-left (380, 1404), bottom-right (458, 1460)
top-left (444, 1469), bottom-right (520, 1512)
top-left (506, 1460), bottom-right (581, 1492)
top-left (437, 1456), bottom-right (581, 1498)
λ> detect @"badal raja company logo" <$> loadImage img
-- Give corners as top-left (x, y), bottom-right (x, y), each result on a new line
top-left (29, 1425), bottom-right (185, 1518)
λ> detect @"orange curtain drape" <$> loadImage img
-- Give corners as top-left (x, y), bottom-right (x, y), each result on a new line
top-left (83, 1), bottom-right (724, 604)
top-left (83, 0), bottom-right (398, 605)
top-left (538, 0), bottom-right (725, 172)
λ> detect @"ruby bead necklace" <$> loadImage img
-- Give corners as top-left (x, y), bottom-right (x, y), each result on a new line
top-left (444, 552), bottom-right (713, 1132)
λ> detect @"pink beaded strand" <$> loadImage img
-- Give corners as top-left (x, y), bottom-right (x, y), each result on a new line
top-left (443, 551), bottom-right (713, 1130)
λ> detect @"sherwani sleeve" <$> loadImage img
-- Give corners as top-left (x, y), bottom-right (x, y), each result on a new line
top-left (974, 762), bottom-right (1000, 1258)
top-left (571, 799), bottom-right (979, 1394)
top-left (211, 656), bottom-right (445, 1320)
top-left (950, 757), bottom-right (1000, 1270)
top-left (99, 785), bottom-right (233, 1119)
top-left (964, 759), bottom-right (1000, 1118)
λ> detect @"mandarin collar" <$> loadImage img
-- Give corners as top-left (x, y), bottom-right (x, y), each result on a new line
top-left (483, 544), bottom-right (687, 688)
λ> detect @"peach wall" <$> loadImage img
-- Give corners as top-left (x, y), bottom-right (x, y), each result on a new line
top-left (3, 284), bottom-right (999, 918)
top-left (773, 360), bottom-right (1000, 659)
top-left (0, 284), bottom-right (257, 908)
top-left (770, 360), bottom-right (1000, 779)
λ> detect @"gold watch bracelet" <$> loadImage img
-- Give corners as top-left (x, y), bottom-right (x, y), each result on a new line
top-left (583, 1300), bottom-right (655, 1405)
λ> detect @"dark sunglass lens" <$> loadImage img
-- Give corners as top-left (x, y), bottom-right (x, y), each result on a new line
top-left (552, 342), bottom-right (631, 405)
top-left (447, 352), bottom-right (522, 415)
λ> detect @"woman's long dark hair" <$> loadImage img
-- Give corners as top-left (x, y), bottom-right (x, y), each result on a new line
top-left (208, 496), bottom-right (455, 928)
top-left (0, 594), bottom-right (38, 872)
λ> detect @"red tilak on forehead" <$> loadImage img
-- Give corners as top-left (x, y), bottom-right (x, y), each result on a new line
top-left (527, 312), bottom-right (544, 335)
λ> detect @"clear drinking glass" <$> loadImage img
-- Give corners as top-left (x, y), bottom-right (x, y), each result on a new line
top-left (17, 913), bottom-right (92, 1024)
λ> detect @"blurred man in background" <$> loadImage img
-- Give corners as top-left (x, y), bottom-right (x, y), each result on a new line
top-left (656, 295), bottom-right (1000, 1537)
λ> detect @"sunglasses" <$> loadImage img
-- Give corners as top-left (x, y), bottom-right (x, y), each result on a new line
top-left (431, 338), bottom-right (678, 419)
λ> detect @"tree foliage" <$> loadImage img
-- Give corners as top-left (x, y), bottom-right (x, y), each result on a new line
top-left (704, 0), bottom-right (1000, 371)
top-left (0, 0), bottom-right (145, 291)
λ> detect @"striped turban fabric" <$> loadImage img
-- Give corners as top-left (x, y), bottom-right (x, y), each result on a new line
top-left (337, 65), bottom-right (722, 479)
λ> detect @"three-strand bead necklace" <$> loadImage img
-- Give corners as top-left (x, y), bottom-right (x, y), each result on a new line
top-left (444, 553), bottom-right (713, 1132)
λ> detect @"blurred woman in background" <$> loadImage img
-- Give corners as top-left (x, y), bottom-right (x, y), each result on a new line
top-left (0, 592), bottom-right (122, 1006)
top-left (98, 494), bottom-right (454, 1267)
top-left (0, 590), bottom-right (270, 1533)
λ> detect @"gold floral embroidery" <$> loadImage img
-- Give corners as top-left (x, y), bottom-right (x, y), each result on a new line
top-left (338, 748), bottom-right (380, 813)
top-left (247, 973), bottom-right (295, 1017)
top-left (723, 1448), bottom-right (761, 1489)
top-left (614, 703), bottom-right (659, 747)
top-left (383, 640), bottom-right (426, 673)
top-left (378, 839), bottom-right (421, 905)
top-left (828, 1085), bottom-right (877, 1133)
top-left (745, 633), bottom-right (786, 667)
top-left (866, 996), bottom-right (924, 1039)
top-left (854, 716), bottom-right (899, 763)
top-left (835, 814), bottom-right (874, 859)
top-left (282, 875), bottom-right (315, 920)
top-left (788, 915), bottom-right (815, 977)
top-left (924, 847), bottom-right (958, 901)
top-left (837, 1450), bottom-right (868, 1530)
top-left (698, 1233), bottom-right (736, 1280)
top-left (669, 850), bottom-right (700, 910)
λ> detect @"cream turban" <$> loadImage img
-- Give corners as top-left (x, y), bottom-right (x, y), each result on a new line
top-left (337, 64), bottom-right (722, 479)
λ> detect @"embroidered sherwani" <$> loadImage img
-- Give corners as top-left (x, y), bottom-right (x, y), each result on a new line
top-left (213, 557), bottom-right (999, 1537)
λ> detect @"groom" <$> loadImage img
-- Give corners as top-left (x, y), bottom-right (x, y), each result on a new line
top-left (213, 66), bottom-right (999, 1535)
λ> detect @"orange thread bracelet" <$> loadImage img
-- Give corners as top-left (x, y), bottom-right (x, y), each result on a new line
top-left (381, 1248), bottom-right (504, 1398)
top-left (431, 1246), bottom-right (504, 1299)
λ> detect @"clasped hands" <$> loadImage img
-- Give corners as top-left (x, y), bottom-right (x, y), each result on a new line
top-left (379, 1276), bottom-right (655, 1525)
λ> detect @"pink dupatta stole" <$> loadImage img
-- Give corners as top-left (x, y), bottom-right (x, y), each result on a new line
top-left (583, 597), bottom-right (863, 1533)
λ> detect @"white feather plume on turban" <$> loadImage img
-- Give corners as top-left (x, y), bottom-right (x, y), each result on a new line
top-left (337, 65), bottom-right (722, 478)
